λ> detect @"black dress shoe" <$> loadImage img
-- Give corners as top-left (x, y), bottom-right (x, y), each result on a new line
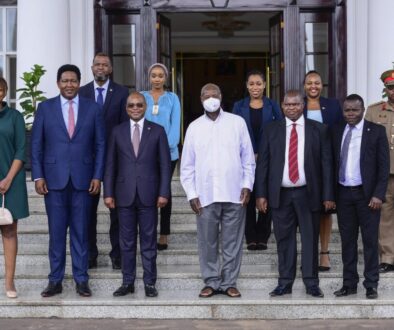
top-left (247, 242), bottom-right (257, 251)
top-left (41, 282), bottom-right (62, 297)
top-left (76, 281), bottom-right (92, 297)
top-left (88, 259), bottom-right (97, 269)
top-left (111, 258), bottom-right (121, 270)
top-left (379, 263), bottom-right (394, 273)
top-left (334, 286), bottom-right (357, 297)
top-left (269, 285), bottom-right (292, 297)
top-left (256, 242), bottom-right (268, 251)
top-left (366, 287), bottom-right (378, 299)
top-left (157, 243), bottom-right (168, 251)
top-left (144, 284), bottom-right (158, 297)
top-left (113, 284), bottom-right (135, 297)
top-left (306, 286), bottom-right (324, 298)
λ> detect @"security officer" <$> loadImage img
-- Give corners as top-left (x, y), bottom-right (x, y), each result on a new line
top-left (365, 69), bottom-right (394, 273)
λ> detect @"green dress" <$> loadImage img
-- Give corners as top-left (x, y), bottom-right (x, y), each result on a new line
top-left (0, 103), bottom-right (29, 220)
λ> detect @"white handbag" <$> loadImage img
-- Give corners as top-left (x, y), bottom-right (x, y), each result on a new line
top-left (0, 193), bottom-right (13, 225)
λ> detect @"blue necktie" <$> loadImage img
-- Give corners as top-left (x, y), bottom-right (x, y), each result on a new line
top-left (339, 126), bottom-right (354, 183)
top-left (96, 87), bottom-right (104, 107)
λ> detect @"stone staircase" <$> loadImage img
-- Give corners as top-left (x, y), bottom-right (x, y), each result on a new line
top-left (1, 176), bottom-right (394, 319)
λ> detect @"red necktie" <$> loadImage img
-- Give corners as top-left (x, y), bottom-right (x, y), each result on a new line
top-left (288, 123), bottom-right (299, 183)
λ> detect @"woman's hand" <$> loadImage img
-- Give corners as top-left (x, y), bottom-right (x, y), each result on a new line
top-left (0, 177), bottom-right (12, 194)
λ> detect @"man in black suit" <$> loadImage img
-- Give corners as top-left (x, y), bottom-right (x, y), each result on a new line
top-left (79, 52), bottom-right (129, 270)
top-left (332, 94), bottom-right (389, 299)
top-left (103, 92), bottom-right (171, 297)
top-left (256, 90), bottom-right (335, 298)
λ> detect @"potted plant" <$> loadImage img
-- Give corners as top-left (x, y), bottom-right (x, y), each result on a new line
top-left (17, 64), bottom-right (47, 170)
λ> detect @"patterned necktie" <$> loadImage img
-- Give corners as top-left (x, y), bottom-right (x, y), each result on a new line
top-left (132, 123), bottom-right (140, 157)
top-left (339, 126), bottom-right (354, 183)
top-left (68, 100), bottom-right (75, 138)
top-left (288, 123), bottom-right (299, 184)
top-left (97, 87), bottom-right (104, 107)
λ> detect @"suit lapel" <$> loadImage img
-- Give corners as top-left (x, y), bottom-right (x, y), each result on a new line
top-left (278, 120), bottom-right (286, 166)
top-left (137, 120), bottom-right (152, 158)
top-left (54, 96), bottom-right (70, 137)
top-left (72, 98), bottom-right (88, 139)
top-left (103, 81), bottom-right (114, 115)
top-left (335, 123), bottom-right (346, 163)
top-left (87, 82), bottom-right (95, 100)
top-left (360, 120), bottom-right (370, 163)
top-left (304, 119), bottom-right (312, 163)
top-left (124, 121), bottom-right (135, 159)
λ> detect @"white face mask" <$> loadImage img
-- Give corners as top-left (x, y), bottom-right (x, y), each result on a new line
top-left (202, 97), bottom-right (221, 113)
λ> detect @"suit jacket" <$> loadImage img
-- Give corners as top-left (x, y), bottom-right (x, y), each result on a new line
top-left (255, 117), bottom-right (334, 211)
top-left (79, 80), bottom-right (129, 140)
top-left (103, 119), bottom-right (171, 207)
top-left (233, 96), bottom-right (283, 153)
top-left (331, 120), bottom-right (390, 201)
top-left (31, 96), bottom-right (106, 190)
top-left (303, 96), bottom-right (343, 128)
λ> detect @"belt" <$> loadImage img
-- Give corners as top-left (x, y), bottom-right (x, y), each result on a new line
top-left (281, 185), bottom-right (307, 191)
top-left (338, 184), bottom-right (363, 191)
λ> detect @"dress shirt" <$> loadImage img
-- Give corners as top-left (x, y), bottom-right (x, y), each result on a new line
top-left (180, 110), bottom-right (255, 207)
top-left (339, 119), bottom-right (364, 186)
top-left (282, 116), bottom-right (307, 187)
top-left (60, 95), bottom-right (78, 128)
top-left (94, 79), bottom-right (109, 104)
top-left (130, 118), bottom-right (144, 141)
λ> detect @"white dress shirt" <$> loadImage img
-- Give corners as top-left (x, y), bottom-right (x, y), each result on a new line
top-left (282, 116), bottom-right (307, 187)
top-left (94, 79), bottom-right (109, 103)
top-left (60, 95), bottom-right (78, 128)
top-left (180, 110), bottom-right (256, 207)
top-left (339, 119), bottom-right (364, 186)
top-left (130, 118), bottom-right (144, 141)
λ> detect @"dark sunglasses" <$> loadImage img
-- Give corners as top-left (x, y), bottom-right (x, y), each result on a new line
top-left (128, 103), bottom-right (144, 108)
top-left (386, 85), bottom-right (394, 91)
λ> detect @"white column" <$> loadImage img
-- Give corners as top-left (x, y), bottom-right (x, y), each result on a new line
top-left (346, 0), bottom-right (368, 101)
top-left (69, 0), bottom-right (95, 85)
top-left (17, 0), bottom-right (70, 100)
top-left (366, 0), bottom-right (394, 105)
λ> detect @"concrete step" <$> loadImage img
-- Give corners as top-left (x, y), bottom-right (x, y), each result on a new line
top-left (1, 287), bottom-right (394, 319)
top-left (0, 243), bottom-right (366, 267)
top-left (4, 264), bottom-right (394, 291)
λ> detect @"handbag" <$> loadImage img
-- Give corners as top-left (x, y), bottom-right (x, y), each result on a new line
top-left (0, 193), bottom-right (13, 225)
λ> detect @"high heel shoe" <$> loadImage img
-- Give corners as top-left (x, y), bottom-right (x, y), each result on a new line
top-left (157, 235), bottom-right (168, 251)
top-left (6, 290), bottom-right (17, 298)
top-left (318, 251), bottom-right (331, 272)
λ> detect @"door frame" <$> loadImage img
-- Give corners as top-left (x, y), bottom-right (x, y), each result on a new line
top-left (95, 0), bottom-right (347, 102)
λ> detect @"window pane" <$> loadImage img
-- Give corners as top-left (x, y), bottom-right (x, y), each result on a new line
top-left (113, 56), bottom-right (135, 90)
top-left (112, 24), bottom-right (135, 55)
top-left (6, 8), bottom-right (17, 51)
top-left (0, 55), bottom-right (3, 77)
top-left (306, 54), bottom-right (329, 83)
top-left (0, 9), bottom-right (3, 50)
top-left (305, 22), bottom-right (328, 53)
top-left (7, 56), bottom-right (16, 99)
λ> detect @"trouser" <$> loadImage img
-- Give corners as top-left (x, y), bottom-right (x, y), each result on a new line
top-left (196, 202), bottom-right (246, 291)
top-left (379, 175), bottom-right (394, 265)
top-left (158, 160), bottom-right (177, 235)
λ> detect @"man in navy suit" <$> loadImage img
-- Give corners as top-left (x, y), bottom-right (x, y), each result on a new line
top-left (332, 94), bottom-right (389, 299)
top-left (103, 92), bottom-right (171, 297)
top-left (79, 52), bottom-right (129, 270)
top-left (255, 90), bottom-right (335, 298)
top-left (31, 64), bottom-right (105, 297)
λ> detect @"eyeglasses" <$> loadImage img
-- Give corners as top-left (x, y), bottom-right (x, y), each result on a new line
top-left (128, 103), bottom-right (144, 108)
top-left (283, 103), bottom-right (302, 108)
top-left (386, 85), bottom-right (394, 91)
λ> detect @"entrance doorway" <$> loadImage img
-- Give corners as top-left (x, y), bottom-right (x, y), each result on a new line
top-left (157, 12), bottom-right (282, 136)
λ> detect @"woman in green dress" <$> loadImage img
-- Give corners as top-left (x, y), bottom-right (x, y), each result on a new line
top-left (0, 77), bottom-right (29, 298)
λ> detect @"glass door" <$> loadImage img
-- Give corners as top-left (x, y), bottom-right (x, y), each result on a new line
top-left (269, 12), bottom-right (284, 103)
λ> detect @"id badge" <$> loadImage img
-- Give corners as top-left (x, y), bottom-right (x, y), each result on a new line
top-left (152, 104), bottom-right (159, 115)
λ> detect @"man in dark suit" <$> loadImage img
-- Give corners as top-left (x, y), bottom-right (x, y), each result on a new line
top-left (332, 94), bottom-right (389, 299)
top-left (103, 92), bottom-right (171, 297)
top-left (79, 52), bottom-right (129, 270)
top-left (31, 64), bottom-right (105, 297)
top-left (256, 90), bottom-right (335, 298)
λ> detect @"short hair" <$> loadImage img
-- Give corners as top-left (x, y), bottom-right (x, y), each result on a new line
top-left (200, 83), bottom-right (221, 97)
top-left (303, 70), bottom-right (322, 84)
top-left (0, 77), bottom-right (8, 91)
top-left (246, 69), bottom-right (266, 82)
top-left (344, 93), bottom-right (364, 108)
top-left (128, 91), bottom-right (146, 104)
top-left (57, 64), bottom-right (81, 82)
top-left (93, 52), bottom-right (112, 66)
top-left (283, 89), bottom-right (304, 102)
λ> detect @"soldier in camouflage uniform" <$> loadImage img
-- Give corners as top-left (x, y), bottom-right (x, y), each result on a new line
top-left (365, 69), bottom-right (394, 273)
